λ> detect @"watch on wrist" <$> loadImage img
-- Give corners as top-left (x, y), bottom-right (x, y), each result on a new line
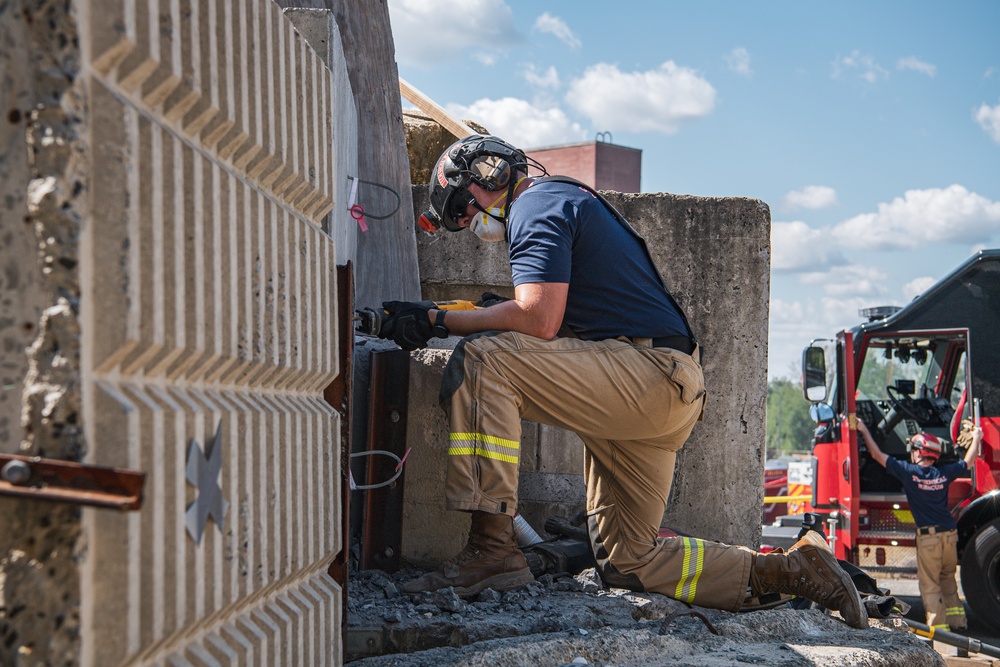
top-left (432, 309), bottom-right (449, 338)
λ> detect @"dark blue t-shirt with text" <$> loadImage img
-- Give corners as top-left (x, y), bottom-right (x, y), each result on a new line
top-left (885, 457), bottom-right (967, 529)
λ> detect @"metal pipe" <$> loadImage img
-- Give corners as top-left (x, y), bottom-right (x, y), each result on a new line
top-left (904, 619), bottom-right (1000, 659)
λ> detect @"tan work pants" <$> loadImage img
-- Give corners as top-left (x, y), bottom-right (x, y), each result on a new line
top-left (916, 528), bottom-right (966, 630)
top-left (442, 332), bottom-right (753, 612)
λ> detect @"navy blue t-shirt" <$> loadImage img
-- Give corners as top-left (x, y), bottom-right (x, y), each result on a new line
top-left (506, 180), bottom-right (690, 341)
top-left (885, 458), bottom-right (967, 529)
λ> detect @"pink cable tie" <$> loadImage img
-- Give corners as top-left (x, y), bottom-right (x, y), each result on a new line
top-left (395, 447), bottom-right (412, 472)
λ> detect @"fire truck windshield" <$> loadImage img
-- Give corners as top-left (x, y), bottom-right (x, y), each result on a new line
top-left (855, 334), bottom-right (965, 456)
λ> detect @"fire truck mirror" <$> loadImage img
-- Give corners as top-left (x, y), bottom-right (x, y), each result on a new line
top-left (802, 346), bottom-right (828, 403)
top-left (809, 402), bottom-right (835, 424)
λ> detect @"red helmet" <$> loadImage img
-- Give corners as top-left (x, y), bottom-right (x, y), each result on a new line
top-left (907, 433), bottom-right (943, 460)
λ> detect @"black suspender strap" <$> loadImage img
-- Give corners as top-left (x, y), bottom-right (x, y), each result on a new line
top-left (533, 176), bottom-right (697, 344)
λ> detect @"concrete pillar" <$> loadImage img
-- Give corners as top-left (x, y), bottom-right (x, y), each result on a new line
top-left (401, 185), bottom-right (769, 565)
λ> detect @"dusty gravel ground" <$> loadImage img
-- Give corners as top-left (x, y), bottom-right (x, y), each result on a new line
top-left (346, 566), bottom-right (945, 667)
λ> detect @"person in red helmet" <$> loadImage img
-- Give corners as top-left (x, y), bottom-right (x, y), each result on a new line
top-left (857, 420), bottom-right (982, 631)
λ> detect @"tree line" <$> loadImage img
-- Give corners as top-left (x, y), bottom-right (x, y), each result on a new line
top-left (765, 377), bottom-right (816, 460)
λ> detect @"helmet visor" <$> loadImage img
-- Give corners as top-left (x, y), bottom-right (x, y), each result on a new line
top-left (441, 186), bottom-right (475, 232)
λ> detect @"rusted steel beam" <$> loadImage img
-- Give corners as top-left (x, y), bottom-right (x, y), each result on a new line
top-left (360, 349), bottom-right (409, 572)
top-left (326, 261), bottom-right (355, 587)
top-left (0, 453), bottom-right (145, 510)
top-left (325, 262), bottom-right (355, 667)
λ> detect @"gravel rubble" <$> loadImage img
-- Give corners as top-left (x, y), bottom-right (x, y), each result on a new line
top-left (345, 566), bottom-right (944, 666)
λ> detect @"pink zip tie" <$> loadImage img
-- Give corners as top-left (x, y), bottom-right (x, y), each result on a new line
top-left (395, 447), bottom-right (412, 472)
top-left (347, 176), bottom-right (368, 232)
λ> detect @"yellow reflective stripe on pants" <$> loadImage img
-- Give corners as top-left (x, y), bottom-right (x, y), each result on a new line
top-left (946, 606), bottom-right (965, 615)
top-left (674, 537), bottom-right (705, 602)
top-left (449, 432), bottom-right (520, 464)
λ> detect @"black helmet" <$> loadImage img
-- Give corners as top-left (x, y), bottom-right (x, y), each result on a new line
top-left (419, 135), bottom-right (529, 233)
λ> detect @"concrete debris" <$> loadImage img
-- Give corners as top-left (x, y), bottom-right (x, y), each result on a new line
top-left (346, 566), bottom-right (944, 667)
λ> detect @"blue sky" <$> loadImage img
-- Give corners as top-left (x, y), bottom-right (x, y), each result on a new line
top-left (386, 1), bottom-right (1000, 380)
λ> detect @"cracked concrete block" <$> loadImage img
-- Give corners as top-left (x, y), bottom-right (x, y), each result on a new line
top-left (537, 423), bottom-right (585, 475)
top-left (0, 3), bottom-right (46, 456)
top-left (401, 344), bottom-right (469, 567)
top-left (399, 343), bottom-right (589, 565)
top-left (413, 185), bottom-right (770, 550)
top-left (518, 420), bottom-right (540, 472)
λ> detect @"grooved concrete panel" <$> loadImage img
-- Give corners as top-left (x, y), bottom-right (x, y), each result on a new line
top-left (72, 1), bottom-right (350, 664)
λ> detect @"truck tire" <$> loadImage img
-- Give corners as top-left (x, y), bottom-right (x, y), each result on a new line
top-left (961, 518), bottom-right (1000, 623)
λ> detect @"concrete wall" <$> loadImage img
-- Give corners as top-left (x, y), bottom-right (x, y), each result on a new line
top-left (0, 3), bottom-right (48, 457)
top-left (403, 185), bottom-right (770, 566)
top-left (1, 1), bottom-right (358, 664)
top-left (313, 0), bottom-right (423, 312)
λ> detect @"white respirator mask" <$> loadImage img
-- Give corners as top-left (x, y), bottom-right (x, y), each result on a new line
top-left (468, 190), bottom-right (510, 243)
top-left (470, 209), bottom-right (506, 243)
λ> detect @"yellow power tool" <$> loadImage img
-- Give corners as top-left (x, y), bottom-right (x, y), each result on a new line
top-left (354, 300), bottom-right (480, 337)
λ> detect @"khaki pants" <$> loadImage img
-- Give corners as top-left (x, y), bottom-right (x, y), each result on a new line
top-left (916, 528), bottom-right (966, 630)
top-left (441, 332), bottom-right (753, 612)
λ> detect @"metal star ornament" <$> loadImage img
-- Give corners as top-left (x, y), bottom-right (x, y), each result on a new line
top-left (185, 420), bottom-right (230, 545)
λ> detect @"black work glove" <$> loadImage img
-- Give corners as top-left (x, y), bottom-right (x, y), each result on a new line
top-left (475, 291), bottom-right (511, 308)
top-left (379, 300), bottom-right (435, 351)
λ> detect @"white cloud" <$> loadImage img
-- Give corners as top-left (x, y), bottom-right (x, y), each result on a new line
top-left (975, 100), bottom-right (1000, 144)
top-left (767, 294), bottom-right (878, 380)
top-left (445, 97), bottom-right (587, 148)
top-left (783, 185), bottom-right (838, 211)
top-left (388, 0), bottom-right (519, 68)
top-left (902, 276), bottom-right (938, 301)
top-left (820, 294), bottom-right (891, 329)
top-left (771, 221), bottom-right (845, 272)
top-left (831, 185), bottom-right (1000, 250)
top-left (767, 298), bottom-right (813, 379)
top-left (565, 62), bottom-right (716, 134)
top-left (726, 47), bottom-right (752, 77)
top-left (832, 50), bottom-right (889, 84)
top-left (521, 64), bottom-right (560, 90)
top-left (770, 298), bottom-right (805, 324)
top-left (801, 264), bottom-right (889, 299)
top-left (897, 56), bottom-right (936, 77)
top-left (533, 12), bottom-right (581, 49)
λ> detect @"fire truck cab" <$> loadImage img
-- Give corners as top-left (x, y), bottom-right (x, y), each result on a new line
top-left (790, 249), bottom-right (1000, 623)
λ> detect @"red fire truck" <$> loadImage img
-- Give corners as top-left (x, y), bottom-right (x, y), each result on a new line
top-left (764, 249), bottom-right (1000, 623)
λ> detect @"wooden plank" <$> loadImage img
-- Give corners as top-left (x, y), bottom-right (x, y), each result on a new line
top-left (399, 77), bottom-right (475, 140)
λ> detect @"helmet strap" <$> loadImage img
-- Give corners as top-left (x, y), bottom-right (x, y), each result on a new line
top-left (470, 177), bottom-right (527, 225)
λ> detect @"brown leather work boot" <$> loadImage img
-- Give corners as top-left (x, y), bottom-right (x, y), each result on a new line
top-left (749, 545), bottom-right (868, 629)
top-left (401, 511), bottom-right (534, 597)
top-left (788, 528), bottom-right (830, 553)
